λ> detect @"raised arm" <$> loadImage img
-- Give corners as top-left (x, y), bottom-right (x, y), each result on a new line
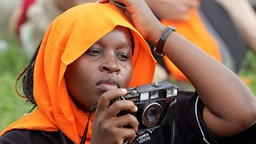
top-left (100, 0), bottom-right (256, 137)
top-left (162, 28), bottom-right (256, 137)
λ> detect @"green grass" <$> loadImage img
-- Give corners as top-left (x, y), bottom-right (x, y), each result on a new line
top-left (238, 50), bottom-right (256, 94)
top-left (0, 37), bottom-right (32, 131)
top-left (0, 37), bottom-right (256, 132)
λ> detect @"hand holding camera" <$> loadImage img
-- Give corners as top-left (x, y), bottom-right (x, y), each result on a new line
top-left (112, 81), bottom-right (178, 130)
top-left (92, 81), bottom-right (178, 144)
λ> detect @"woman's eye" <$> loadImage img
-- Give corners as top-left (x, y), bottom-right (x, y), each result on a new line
top-left (86, 48), bottom-right (102, 56)
top-left (117, 52), bottom-right (130, 61)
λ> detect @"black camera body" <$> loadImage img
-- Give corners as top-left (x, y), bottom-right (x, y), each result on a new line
top-left (114, 81), bottom-right (178, 130)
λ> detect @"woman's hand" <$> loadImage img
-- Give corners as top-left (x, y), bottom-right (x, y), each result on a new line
top-left (91, 88), bottom-right (138, 144)
top-left (99, 0), bottom-right (165, 45)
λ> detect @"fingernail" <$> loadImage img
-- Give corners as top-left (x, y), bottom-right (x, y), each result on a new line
top-left (121, 88), bottom-right (127, 93)
top-left (134, 105), bottom-right (138, 112)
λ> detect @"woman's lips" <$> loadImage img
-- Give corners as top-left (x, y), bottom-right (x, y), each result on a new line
top-left (96, 78), bottom-right (120, 92)
top-left (97, 83), bottom-right (118, 92)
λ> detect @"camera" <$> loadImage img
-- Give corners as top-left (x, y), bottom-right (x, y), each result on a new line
top-left (113, 81), bottom-right (178, 130)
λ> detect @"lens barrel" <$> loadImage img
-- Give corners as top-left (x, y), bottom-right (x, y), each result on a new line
top-left (141, 102), bottom-right (162, 127)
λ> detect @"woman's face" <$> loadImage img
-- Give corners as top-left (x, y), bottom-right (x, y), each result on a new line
top-left (65, 26), bottom-right (133, 110)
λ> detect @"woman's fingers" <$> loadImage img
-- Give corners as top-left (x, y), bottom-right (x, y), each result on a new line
top-left (96, 88), bottom-right (127, 111)
top-left (104, 114), bottom-right (139, 143)
top-left (92, 88), bottom-right (139, 143)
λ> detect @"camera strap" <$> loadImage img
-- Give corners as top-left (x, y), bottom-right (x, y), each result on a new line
top-left (160, 98), bottom-right (177, 144)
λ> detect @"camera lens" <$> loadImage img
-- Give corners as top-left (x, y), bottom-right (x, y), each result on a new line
top-left (141, 102), bottom-right (162, 127)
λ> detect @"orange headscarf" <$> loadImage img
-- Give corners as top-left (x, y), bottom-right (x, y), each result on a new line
top-left (1, 3), bottom-right (156, 144)
top-left (161, 9), bottom-right (222, 82)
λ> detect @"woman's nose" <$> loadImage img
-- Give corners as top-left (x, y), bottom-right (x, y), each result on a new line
top-left (99, 57), bottom-right (120, 74)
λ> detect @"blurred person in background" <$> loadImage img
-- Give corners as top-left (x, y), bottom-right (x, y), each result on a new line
top-left (216, 0), bottom-right (256, 53)
top-left (146, 0), bottom-right (256, 89)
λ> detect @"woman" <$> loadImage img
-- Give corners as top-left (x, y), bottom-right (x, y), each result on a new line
top-left (1, 0), bottom-right (256, 144)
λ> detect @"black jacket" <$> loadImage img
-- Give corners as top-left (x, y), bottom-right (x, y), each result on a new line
top-left (1, 92), bottom-right (256, 144)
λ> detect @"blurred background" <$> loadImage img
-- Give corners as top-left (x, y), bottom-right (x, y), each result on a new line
top-left (0, 0), bottom-right (256, 131)
top-left (0, 0), bottom-right (31, 131)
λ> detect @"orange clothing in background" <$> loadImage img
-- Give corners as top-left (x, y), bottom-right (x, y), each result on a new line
top-left (161, 9), bottom-right (222, 82)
